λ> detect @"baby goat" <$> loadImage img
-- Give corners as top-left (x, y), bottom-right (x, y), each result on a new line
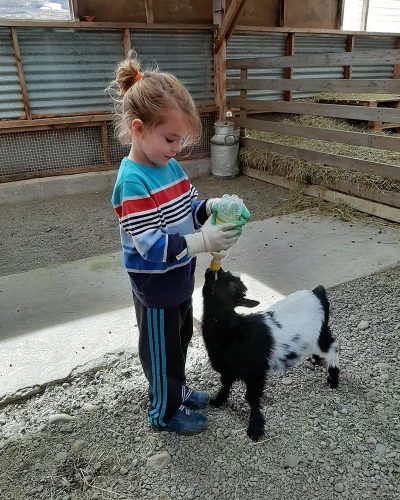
top-left (201, 268), bottom-right (340, 441)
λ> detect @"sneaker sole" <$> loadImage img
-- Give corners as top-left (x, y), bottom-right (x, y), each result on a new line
top-left (150, 424), bottom-right (207, 436)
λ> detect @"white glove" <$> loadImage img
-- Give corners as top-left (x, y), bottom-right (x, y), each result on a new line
top-left (184, 216), bottom-right (238, 257)
top-left (205, 198), bottom-right (221, 217)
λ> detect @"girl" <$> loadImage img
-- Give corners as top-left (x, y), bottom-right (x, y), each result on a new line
top-left (109, 52), bottom-right (246, 436)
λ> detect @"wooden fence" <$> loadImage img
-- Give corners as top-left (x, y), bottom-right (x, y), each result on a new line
top-left (227, 48), bottom-right (400, 221)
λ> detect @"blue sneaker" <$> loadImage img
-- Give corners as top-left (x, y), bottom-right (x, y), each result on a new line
top-left (151, 407), bottom-right (207, 436)
top-left (182, 388), bottom-right (210, 410)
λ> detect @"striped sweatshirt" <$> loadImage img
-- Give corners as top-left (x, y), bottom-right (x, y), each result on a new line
top-left (111, 157), bottom-right (208, 308)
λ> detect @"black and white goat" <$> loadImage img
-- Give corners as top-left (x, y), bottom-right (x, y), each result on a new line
top-left (201, 268), bottom-right (340, 441)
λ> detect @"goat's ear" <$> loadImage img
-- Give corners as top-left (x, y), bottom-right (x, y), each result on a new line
top-left (237, 298), bottom-right (260, 308)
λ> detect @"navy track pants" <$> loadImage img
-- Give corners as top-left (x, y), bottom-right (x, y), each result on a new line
top-left (132, 294), bottom-right (194, 426)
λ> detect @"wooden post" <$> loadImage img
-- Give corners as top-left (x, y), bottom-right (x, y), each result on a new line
top-left (239, 68), bottom-right (247, 140)
top-left (361, 0), bottom-right (370, 31)
top-left (145, 0), bottom-right (154, 24)
top-left (284, 32), bottom-right (295, 101)
top-left (394, 38), bottom-right (400, 79)
top-left (122, 28), bottom-right (131, 57)
top-left (10, 27), bottom-right (31, 120)
top-left (344, 34), bottom-right (355, 80)
top-left (100, 122), bottom-right (111, 166)
top-left (336, 0), bottom-right (345, 30)
top-left (214, 0), bottom-right (227, 121)
top-left (279, 0), bottom-right (286, 27)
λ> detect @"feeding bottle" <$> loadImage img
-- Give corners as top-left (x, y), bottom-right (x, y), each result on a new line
top-left (210, 194), bottom-right (244, 271)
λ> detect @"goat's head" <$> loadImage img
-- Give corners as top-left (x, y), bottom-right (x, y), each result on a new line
top-left (203, 268), bottom-right (260, 309)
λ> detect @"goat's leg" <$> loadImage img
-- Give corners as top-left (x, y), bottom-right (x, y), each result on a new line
top-left (210, 374), bottom-right (233, 407)
top-left (325, 340), bottom-right (339, 388)
top-left (244, 378), bottom-right (265, 441)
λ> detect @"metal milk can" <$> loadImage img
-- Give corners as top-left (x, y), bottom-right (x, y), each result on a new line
top-left (211, 121), bottom-right (239, 179)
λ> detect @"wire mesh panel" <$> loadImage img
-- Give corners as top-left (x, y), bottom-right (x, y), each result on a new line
top-left (0, 126), bottom-right (104, 179)
top-left (0, 27), bottom-right (25, 120)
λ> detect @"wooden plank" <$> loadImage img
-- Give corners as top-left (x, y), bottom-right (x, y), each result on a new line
top-left (337, 0), bottom-right (345, 30)
top-left (214, 0), bottom-right (246, 53)
top-left (214, 0), bottom-right (226, 121)
top-left (236, 116), bottom-right (400, 152)
top-left (243, 166), bottom-right (400, 223)
top-left (284, 32), bottom-right (295, 101)
top-left (10, 27), bottom-right (31, 120)
top-left (228, 98), bottom-right (400, 123)
top-left (68, 0), bottom-right (79, 19)
top-left (226, 49), bottom-right (400, 69)
top-left (0, 103), bottom-right (215, 132)
top-left (344, 34), bottom-right (355, 79)
top-left (361, 0), bottom-right (370, 31)
top-left (0, 114), bottom-right (113, 130)
top-left (242, 137), bottom-right (400, 181)
top-left (145, 0), bottom-right (154, 24)
top-left (227, 78), bottom-right (400, 93)
top-left (233, 26), bottom-right (400, 37)
top-left (122, 28), bottom-right (131, 57)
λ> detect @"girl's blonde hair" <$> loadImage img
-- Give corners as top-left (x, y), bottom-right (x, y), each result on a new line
top-left (108, 51), bottom-right (202, 147)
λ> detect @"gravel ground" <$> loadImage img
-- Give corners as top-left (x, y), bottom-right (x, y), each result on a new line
top-left (1, 173), bottom-right (399, 499)
top-left (0, 266), bottom-right (399, 499)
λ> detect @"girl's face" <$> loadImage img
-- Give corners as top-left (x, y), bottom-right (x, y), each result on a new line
top-left (133, 109), bottom-right (190, 166)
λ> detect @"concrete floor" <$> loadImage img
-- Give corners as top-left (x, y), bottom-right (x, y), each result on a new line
top-left (1, 210), bottom-right (399, 404)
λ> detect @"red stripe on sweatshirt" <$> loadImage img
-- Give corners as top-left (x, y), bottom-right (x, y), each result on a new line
top-left (115, 178), bottom-right (190, 218)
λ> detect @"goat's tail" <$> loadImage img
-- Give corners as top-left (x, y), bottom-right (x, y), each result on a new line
top-left (312, 285), bottom-right (329, 324)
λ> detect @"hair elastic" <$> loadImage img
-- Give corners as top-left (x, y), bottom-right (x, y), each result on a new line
top-left (134, 72), bottom-right (142, 83)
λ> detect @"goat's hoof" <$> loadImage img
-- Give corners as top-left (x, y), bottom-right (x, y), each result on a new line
top-left (246, 426), bottom-right (264, 442)
top-left (327, 375), bottom-right (339, 389)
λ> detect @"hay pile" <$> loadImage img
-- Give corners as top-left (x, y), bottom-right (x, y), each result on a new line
top-left (314, 92), bottom-right (400, 102)
top-left (241, 115), bottom-right (400, 195)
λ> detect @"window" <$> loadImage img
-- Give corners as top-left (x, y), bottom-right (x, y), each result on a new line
top-left (343, 0), bottom-right (400, 32)
top-left (0, 1), bottom-right (73, 21)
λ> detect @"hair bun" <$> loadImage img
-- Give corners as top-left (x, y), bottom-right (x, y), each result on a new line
top-left (115, 52), bottom-right (142, 95)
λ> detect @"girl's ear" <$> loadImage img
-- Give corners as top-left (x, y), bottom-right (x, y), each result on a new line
top-left (131, 118), bottom-right (144, 137)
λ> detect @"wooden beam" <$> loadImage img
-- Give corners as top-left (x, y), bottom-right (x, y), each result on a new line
top-left (242, 137), bottom-right (400, 181)
top-left (235, 116), bottom-right (400, 152)
top-left (239, 68), bottom-right (247, 138)
top-left (227, 78), bottom-right (400, 93)
top-left (394, 38), bottom-right (400, 79)
top-left (122, 28), bottom-right (131, 57)
top-left (0, 20), bottom-right (216, 30)
top-left (227, 49), bottom-right (400, 69)
top-left (243, 167), bottom-right (400, 223)
top-left (10, 27), bottom-right (31, 120)
top-left (100, 122), bottom-right (111, 166)
top-left (145, 0), bottom-right (154, 24)
top-left (343, 34), bottom-right (355, 79)
top-left (233, 26), bottom-right (400, 37)
top-left (214, 0), bottom-right (226, 121)
top-left (229, 99), bottom-right (400, 123)
top-left (214, 0), bottom-right (246, 54)
top-left (284, 32), bottom-right (295, 101)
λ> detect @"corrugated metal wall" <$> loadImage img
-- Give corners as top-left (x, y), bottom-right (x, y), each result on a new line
top-left (16, 28), bottom-right (123, 116)
top-left (0, 28), bottom-right (25, 120)
top-left (131, 30), bottom-right (214, 102)
top-left (352, 35), bottom-right (397, 79)
top-left (293, 34), bottom-right (347, 99)
top-left (227, 32), bottom-right (286, 101)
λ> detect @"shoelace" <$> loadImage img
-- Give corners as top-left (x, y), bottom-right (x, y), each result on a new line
top-left (179, 405), bottom-right (191, 416)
